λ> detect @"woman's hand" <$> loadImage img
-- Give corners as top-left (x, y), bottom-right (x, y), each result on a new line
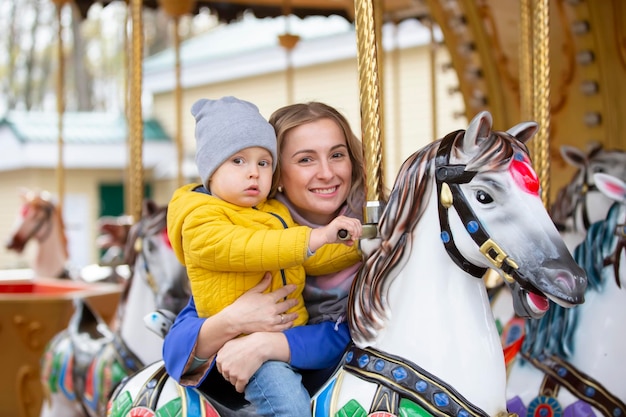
top-left (216, 332), bottom-right (290, 392)
top-left (194, 273), bottom-right (297, 361)
top-left (222, 273), bottom-right (299, 335)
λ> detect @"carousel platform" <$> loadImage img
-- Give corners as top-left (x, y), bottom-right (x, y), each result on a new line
top-left (0, 277), bottom-right (122, 417)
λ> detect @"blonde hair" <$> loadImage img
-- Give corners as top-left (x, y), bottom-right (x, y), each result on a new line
top-left (268, 102), bottom-right (366, 214)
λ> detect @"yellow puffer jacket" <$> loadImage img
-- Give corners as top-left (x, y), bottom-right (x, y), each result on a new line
top-left (167, 184), bottom-right (362, 327)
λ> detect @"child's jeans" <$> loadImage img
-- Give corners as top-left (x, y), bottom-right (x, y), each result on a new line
top-left (245, 360), bottom-right (311, 416)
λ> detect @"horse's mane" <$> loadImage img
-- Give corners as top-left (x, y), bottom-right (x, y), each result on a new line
top-left (522, 201), bottom-right (622, 359)
top-left (28, 192), bottom-right (69, 259)
top-left (348, 128), bottom-right (528, 343)
top-left (120, 201), bottom-right (168, 306)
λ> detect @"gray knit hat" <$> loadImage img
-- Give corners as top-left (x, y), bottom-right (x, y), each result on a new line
top-left (191, 96), bottom-right (277, 189)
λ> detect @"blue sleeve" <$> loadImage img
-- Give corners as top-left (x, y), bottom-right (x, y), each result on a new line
top-left (162, 296), bottom-right (208, 385)
top-left (285, 321), bottom-right (351, 370)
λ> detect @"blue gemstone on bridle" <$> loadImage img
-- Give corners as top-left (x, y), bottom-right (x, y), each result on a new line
top-left (434, 392), bottom-right (450, 407)
top-left (466, 221), bottom-right (479, 233)
top-left (557, 366), bottom-right (567, 377)
top-left (514, 153), bottom-right (524, 161)
top-left (458, 410), bottom-right (470, 417)
top-left (441, 231), bottom-right (450, 243)
top-left (415, 380), bottom-right (427, 392)
top-left (614, 408), bottom-right (622, 417)
top-left (392, 366), bottom-right (407, 381)
top-left (585, 386), bottom-right (595, 397)
top-left (345, 352), bottom-right (353, 363)
top-left (358, 354), bottom-right (370, 368)
top-left (374, 359), bottom-right (385, 372)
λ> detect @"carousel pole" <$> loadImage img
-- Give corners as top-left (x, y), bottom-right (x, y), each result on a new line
top-left (530, 0), bottom-right (551, 208)
top-left (278, 0), bottom-right (299, 105)
top-left (129, 0), bottom-right (144, 222)
top-left (51, 0), bottom-right (71, 216)
top-left (354, 0), bottom-right (386, 238)
top-left (429, 18), bottom-right (438, 141)
top-left (158, 0), bottom-right (196, 188)
top-left (519, 0), bottom-right (533, 123)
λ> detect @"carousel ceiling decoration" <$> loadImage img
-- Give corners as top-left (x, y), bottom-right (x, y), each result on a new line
top-left (73, 0), bottom-right (430, 23)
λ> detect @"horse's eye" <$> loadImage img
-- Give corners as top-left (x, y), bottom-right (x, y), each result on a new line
top-left (146, 240), bottom-right (157, 252)
top-left (476, 190), bottom-right (493, 204)
top-left (592, 166), bottom-right (605, 174)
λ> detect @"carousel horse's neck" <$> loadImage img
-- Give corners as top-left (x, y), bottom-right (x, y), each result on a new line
top-left (355, 194), bottom-right (507, 416)
top-left (34, 215), bottom-right (69, 278)
top-left (118, 266), bottom-right (163, 366)
top-left (569, 209), bottom-right (626, 401)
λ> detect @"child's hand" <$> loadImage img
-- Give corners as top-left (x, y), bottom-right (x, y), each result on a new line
top-left (309, 216), bottom-right (362, 252)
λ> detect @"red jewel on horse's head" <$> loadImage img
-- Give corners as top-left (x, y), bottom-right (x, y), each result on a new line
top-left (510, 153), bottom-right (540, 195)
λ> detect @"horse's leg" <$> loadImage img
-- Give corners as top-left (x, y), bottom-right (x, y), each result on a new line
top-left (39, 393), bottom-right (84, 417)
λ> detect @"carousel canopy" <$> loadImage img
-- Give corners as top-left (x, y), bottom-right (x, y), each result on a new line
top-left (72, 0), bottom-right (428, 23)
top-left (0, 111), bottom-right (173, 171)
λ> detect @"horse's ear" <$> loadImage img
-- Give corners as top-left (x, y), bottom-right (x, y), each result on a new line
top-left (142, 199), bottom-right (158, 216)
top-left (506, 121), bottom-right (538, 144)
top-left (560, 145), bottom-right (587, 169)
top-left (464, 111), bottom-right (493, 149)
top-left (17, 186), bottom-right (30, 201)
top-left (594, 173), bottom-right (626, 203)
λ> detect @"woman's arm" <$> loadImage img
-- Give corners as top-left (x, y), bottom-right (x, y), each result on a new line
top-left (162, 274), bottom-right (299, 386)
top-left (215, 321), bottom-right (351, 392)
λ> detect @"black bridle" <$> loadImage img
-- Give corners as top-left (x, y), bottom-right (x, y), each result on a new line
top-left (435, 130), bottom-right (520, 283)
top-left (21, 201), bottom-right (54, 245)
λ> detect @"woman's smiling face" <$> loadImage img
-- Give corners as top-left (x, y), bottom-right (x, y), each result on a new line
top-left (279, 118), bottom-right (353, 225)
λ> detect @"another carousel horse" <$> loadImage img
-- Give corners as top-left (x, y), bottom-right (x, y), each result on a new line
top-left (5, 189), bottom-right (131, 282)
top-left (106, 111), bottom-right (586, 417)
top-left (490, 144), bottom-right (626, 349)
top-left (6, 189), bottom-right (71, 278)
top-left (506, 172), bottom-right (626, 417)
top-left (550, 144), bottom-right (626, 251)
top-left (40, 200), bottom-right (190, 417)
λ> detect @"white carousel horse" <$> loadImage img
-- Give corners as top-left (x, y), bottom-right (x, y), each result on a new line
top-left (106, 111), bottom-right (586, 417)
top-left (490, 144), bottom-right (626, 352)
top-left (39, 200), bottom-right (190, 417)
top-left (5, 189), bottom-right (72, 279)
top-left (506, 172), bottom-right (626, 417)
top-left (550, 144), bottom-right (626, 251)
top-left (5, 188), bottom-right (131, 283)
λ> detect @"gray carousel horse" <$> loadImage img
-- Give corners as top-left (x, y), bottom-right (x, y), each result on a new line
top-left (106, 112), bottom-right (586, 417)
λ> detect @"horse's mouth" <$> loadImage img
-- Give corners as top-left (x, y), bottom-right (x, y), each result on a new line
top-left (525, 291), bottom-right (549, 315)
top-left (511, 285), bottom-right (549, 319)
top-left (6, 238), bottom-right (26, 253)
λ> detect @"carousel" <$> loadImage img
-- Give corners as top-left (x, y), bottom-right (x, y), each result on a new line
top-left (1, 0), bottom-right (625, 416)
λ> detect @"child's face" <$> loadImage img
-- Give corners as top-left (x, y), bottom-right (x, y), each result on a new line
top-left (210, 146), bottom-right (274, 207)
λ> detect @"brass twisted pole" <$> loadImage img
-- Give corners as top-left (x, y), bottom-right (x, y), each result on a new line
top-left (531, 0), bottom-right (551, 208)
top-left (519, 0), bottom-right (533, 122)
top-left (53, 0), bottom-right (69, 216)
top-left (159, 0), bottom-right (196, 188)
top-left (354, 0), bottom-right (385, 206)
top-left (174, 17), bottom-right (184, 187)
top-left (129, 0), bottom-right (144, 222)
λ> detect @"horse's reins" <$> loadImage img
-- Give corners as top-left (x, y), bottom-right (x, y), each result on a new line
top-left (573, 181), bottom-right (599, 232)
top-left (522, 352), bottom-right (626, 417)
top-left (22, 201), bottom-right (54, 244)
top-left (343, 345), bottom-right (493, 417)
top-left (435, 130), bottom-right (520, 284)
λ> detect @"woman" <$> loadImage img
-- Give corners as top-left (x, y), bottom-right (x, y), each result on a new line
top-left (162, 101), bottom-right (369, 407)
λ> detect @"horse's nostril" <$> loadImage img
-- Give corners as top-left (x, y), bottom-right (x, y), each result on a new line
top-left (555, 272), bottom-right (575, 292)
